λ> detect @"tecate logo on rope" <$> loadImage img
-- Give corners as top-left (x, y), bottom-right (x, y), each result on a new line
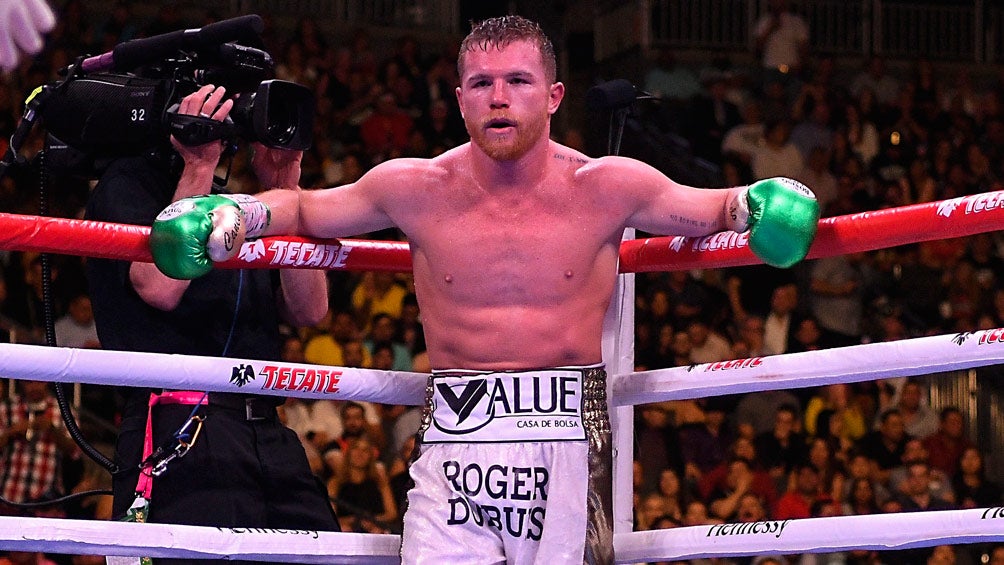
top-left (936, 192), bottom-right (1004, 218)
top-left (229, 363), bottom-right (342, 394)
top-left (238, 240), bottom-right (352, 268)
top-left (668, 231), bottom-right (750, 253)
top-left (702, 357), bottom-right (764, 372)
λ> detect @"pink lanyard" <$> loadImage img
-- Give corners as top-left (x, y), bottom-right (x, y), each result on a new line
top-left (135, 391), bottom-right (208, 499)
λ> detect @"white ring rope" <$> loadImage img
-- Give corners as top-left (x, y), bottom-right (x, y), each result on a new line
top-left (5, 507), bottom-right (1004, 564)
top-left (615, 507), bottom-right (1004, 563)
top-left (0, 343), bottom-right (428, 405)
top-left (0, 329), bottom-right (1001, 406)
top-left (613, 329), bottom-right (1004, 405)
top-left (3, 330), bottom-right (1004, 562)
top-left (0, 516), bottom-right (400, 564)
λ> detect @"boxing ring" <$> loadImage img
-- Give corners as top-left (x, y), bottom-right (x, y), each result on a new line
top-left (2, 191), bottom-right (1004, 562)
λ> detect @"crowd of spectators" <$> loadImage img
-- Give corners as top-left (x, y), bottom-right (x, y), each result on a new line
top-left (0, 1), bottom-right (1003, 564)
top-left (630, 3), bottom-right (1004, 564)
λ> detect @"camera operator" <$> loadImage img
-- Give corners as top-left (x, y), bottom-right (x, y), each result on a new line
top-left (83, 84), bottom-right (339, 563)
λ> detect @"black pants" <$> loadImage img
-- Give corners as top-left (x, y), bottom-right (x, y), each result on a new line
top-left (113, 396), bottom-right (339, 564)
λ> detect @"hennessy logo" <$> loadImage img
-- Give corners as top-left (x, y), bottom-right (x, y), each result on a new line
top-left (230, 364), bottom-right (256, 387)
top-left (707, 520), bottom-right (789, 539)
top-left (436, 379), bottom-right (488, 426)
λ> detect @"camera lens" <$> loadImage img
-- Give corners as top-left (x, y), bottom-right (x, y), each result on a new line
top-left (266, 97), bottom-right (298, 146)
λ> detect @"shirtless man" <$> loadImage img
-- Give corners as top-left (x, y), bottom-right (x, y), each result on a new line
top-left (150, 16), bottom-right (818, 564)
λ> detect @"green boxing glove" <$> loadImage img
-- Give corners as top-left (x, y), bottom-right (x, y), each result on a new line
top-left (150, 194), bottom-right (270, 280)
top-left (728, 177), bottom-right (819, 268)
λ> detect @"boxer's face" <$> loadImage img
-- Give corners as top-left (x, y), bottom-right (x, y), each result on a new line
top-left (456, 39), bottom-right (563, 161)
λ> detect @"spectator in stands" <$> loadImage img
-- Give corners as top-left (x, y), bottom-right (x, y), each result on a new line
top-left (805, 383), bottom-right (867, 440)
top-left (643, 47), bottom-right (702, 102)
top-left (722, 100), bottom-right (766, 166)
top-left (328, 436), bottom-right (397, 533)
top-left (735, 387), bottom-right (801, 437)
top-left (53, 293), bottom-right (99, 349)
top-left (842, 477), bottom-right (881, 516)
top-left (814, 408), bottom-right (855, 466)
top-left (753, 0), bottom-right (809, 77)
top-left (707, 456), bottom-right (776, 521)
top-left (665, 270), bottom-right (712, 326)
top-left (654, 468), bottom-right (687, 523)
top-left (774, 463), bottom-right (823, 520)
top-left (736, 492), bottom-right (769, 523)
top-left (636, 492), bottom-right (670, 531)
top-left (751, 118), bottom-right (805, 180)
top-left (686, 69), bottom-right (741, 163)
top-left (788, 315), bottom-right (829, 353)
top-left (685, 318), bottom-right (732, 363)
top-left (883, 379), bottom-right (938, 439)
top-left (359, 91), bottom-right (415, 162)
top-left (364, 313), bottom-right (412, 371)
top-left (763, 282), bottom-right (799, 355)
top-left (888, 438), bottom-right (953, 503)
top-left (790, 98), bottom-right (834, 159)
top-left (844, 100), bottom-right (881, 169)
top-left (850, 56), bottom-right (902, 108)
top-left (730, 314), bottom-right (768, 360)
top-left (418, 99), bottom-right (465, 154)
top-left (754, 403), bottom-right (806, 485)
top-left (0, 380), bottom-right (81, 515)
top-left (856, 408), bottom-right (910, 484)
top-left (351, 271), bottom-right (408, 328)
top-left (323, 401), bottom-right (385, 472)
top-left (682, 499), bottom-right (717, 526)
top-left (809, 252), bottom-right (866, 347)
top-left (807, 435), bottom-right (846, 496)
top-left (635, 403), bottom-right (684, 494)
top-left (636, 322), bottom-right (675, 370)
top-left (796, 146), bottom-right (839, 213)
top-left (701, 436), bottom-right (778, 514)
top-left (842, 450), bottom-right (890, 504)
top-left (679, 398), bottom-right (732, 484)
top-left (923, 406), bottom-right (974, 478)
top-left (952, 447), bottom-right (1002, 509)
top-left (897, 461), bottom-right (954, 512)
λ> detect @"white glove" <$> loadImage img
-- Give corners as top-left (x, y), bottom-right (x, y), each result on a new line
top-left (0, 0), bottom-right (56, 71)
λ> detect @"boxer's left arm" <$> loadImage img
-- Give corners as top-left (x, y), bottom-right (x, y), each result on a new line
top-left (609, 156), bottom-right (745, 236)
top-left (610, 157), bottom-right (818, 268)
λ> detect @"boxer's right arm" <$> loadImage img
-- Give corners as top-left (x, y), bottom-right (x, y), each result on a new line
top-left (149, 158), bottom-right (413, 280)
top-left (257, 159), bottom-right (403, 239)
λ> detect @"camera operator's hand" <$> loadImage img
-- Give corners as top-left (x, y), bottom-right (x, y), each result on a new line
top-left (251, 142), bottom-right (303, 190)
top-left (170, 85), bottom-right (234, 170)
top-left (0, 0), bottom-right (55, 72)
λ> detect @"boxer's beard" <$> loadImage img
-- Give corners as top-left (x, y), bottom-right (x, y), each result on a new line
top-left (468, 109), bottom-right (548, 161)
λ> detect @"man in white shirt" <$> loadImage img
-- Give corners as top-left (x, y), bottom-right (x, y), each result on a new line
top-left (754, 0), bottom-right (809, 74)
top-left (763, 283), bottom-right (798, 355)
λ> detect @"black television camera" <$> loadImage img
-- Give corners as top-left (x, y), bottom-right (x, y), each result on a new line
top-left (26, 15), bottom-right (313, 169)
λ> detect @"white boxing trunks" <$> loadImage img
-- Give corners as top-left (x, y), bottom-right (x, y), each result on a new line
top-left (401, 365), bottom-right (612, 564)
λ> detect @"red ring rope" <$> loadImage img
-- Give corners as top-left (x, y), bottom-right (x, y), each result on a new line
top-left (0, 212), bottom-right (412, 272)
top-left (0, 191), bottom-right (1000, 272)
top-left (620, 191), bottom-right (1004, 272)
